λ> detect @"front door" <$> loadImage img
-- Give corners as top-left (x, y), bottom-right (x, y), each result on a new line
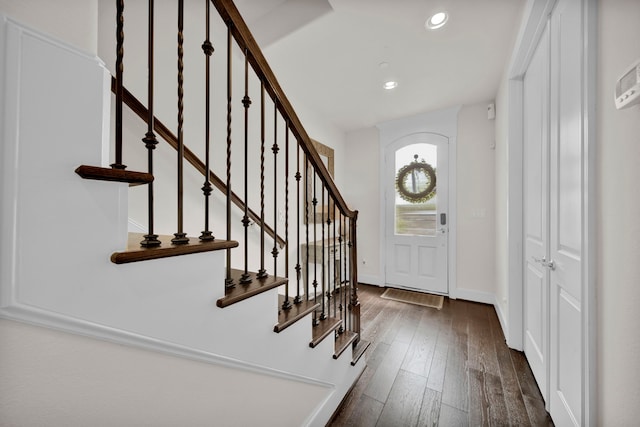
top-left (385, 133), bottom-right (448, 294)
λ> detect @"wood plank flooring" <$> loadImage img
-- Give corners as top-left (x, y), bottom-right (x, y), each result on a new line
top-left (328, 284), bottom-right (553, 427)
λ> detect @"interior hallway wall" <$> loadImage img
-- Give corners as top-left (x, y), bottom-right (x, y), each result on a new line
top-left (596, 0), bottom-right (640, 423)
top-left (344, 103), bottom-right (497, 301)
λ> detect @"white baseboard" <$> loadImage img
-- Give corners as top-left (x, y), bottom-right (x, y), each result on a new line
top-left (357, 274), bottom-right (383, 286)
top-left (454, 288), bottom-right (495, 305)
top-left (494, 299), bottom-right (510, 344)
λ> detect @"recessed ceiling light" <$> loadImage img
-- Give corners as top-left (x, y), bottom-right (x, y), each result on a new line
top-left (383, 81), bottom-right (398, 90)
top-left (426, 11), bottom-right (448, 30)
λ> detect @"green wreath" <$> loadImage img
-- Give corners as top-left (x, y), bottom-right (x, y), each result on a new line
top-left (395, 158), bottom-right (437, 203)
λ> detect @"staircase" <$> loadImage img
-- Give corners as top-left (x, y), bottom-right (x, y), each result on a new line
top-left (0, 2), bottom-right (367, 425)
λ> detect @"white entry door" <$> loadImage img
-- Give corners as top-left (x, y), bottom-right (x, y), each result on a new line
top-left (523, 23), bottom-right (550, 402)
top-left (385, 133), bottom-right (448, 294)
top-left (523, 0), bottom-right (586, 424)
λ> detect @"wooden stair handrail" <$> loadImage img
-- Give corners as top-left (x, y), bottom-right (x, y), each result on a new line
top-left (212, 0), bottom-right (356, 220)
top-left (113, 77), bottom-right (286, 249)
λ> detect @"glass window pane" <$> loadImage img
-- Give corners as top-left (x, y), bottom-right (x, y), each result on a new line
top-left (395, 143), bottom-right (437, 236)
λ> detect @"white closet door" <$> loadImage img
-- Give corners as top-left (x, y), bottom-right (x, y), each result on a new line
top-left (523, 23), bottom-right (550, 402)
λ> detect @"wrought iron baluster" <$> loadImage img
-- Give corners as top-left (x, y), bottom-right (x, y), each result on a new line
top-left (271, 101), bottom-right (279, 278)
top-left (199, 0), bottom-right (214, 242)
top-left (320, 183), bottom-right (326, 321)
top-left (140, 0), bottom-right (160, 247)
top-left (224, 24), bottom-right (234, 287)
top-left (282, 124), bottom-right (291, 310)
top-left (294, 143), bottom-right (302, 304)
top-left (312, 169), bottom-right (318, 326)
top-left (332, 199), bottom-right (338, 330)
top-left (240, 50), bottom-right (252, 284)
top-left (338, 210), bottom-right (344, 334)
top-left (172, 0), bottom-right (188, 245)
top-left (345, 216), bottom-right (351, 331)
top-left (257, 84), bottom-right (267, 279)
top-left (350, 215), bottom-right (361, 341)
top-left (112, 0), bottom-right (126, 171)
top-left (305, 156), bottom-right (310, 300)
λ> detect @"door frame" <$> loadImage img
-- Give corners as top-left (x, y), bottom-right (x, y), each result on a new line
top-left (383, 132), bottom-right (450, 294)
top-left (504, 0), bottom-right (596, 425)
top-left (377, 107), bottom-right (459, 297)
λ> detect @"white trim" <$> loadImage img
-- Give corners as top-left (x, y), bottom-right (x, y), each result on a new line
top-left (128, 217), bottom-right (147, 233)
top-left (505, 78), bottom-right (524, 351)
top-left (377, 107), bottom-right (460, 297)
top-left (454, 288), bottom-right (495, 305)
top-left (447, 126), bottom-right (458, 299)
top-left (505, 0), bottom-right (558, 352)
top-left (0, 302), bottom-right (335, 390)
top-left (357, 274), bottom-right (383, 286)
top-left (494, 297), bottom-right (510, 342)
top-left (582, 0), bottom-right (597, 425)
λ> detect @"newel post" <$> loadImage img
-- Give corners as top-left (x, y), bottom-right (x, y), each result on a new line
top-left (349, 211), bottom-right (361, 342)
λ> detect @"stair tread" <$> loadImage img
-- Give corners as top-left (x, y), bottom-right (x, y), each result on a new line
top-left (351, 339), bottom-right (371, 366)
top-left (310, 316), bottom-right (342, 348)
top-left (75, 165), bottom-right (153, 186)
top-left (217, 269), bottom-right (287, 308)
top-left (274, 296), bottom-right (320, 333)
top-left (333, 331), bottom-right (358, 359)
top-left (111, 233), bottom-right (238, 264)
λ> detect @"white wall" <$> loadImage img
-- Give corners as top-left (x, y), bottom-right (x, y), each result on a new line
top-left (343, 126), bottom-right (381, 284)
top-left (0, 318), bottom-right (328, 426)
top-left (344, 104), bottom-right (497, 300)
top-left (456, 103), bottom-right (496, 301)
top-left (0, 0), bottom-right (97, 54)
top-left (596, 0), bottom-right (640, 423)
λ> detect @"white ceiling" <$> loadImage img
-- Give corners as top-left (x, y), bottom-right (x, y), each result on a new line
top-left (236, 0), bottom-right (526, 132)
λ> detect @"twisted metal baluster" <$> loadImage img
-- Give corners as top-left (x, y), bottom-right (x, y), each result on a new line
top-left (172, 0), bottom-right (188, 245)
top-left (112, 0), bottom-right (126, 170)
top-left (199, 0), bottom-right (215, 242)
top-left (224, 25), bottom-right (234, 288)
top-left (140, 0), bottom-right (160, 247)
top-left (281, 124), bottom-right (291, 310)
top-left (257, 84), bottom-right (267, 278)
top-left (240, 50), bottom-right (252, 284)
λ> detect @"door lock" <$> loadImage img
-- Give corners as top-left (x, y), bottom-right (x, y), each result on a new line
top-left (533, 256), bottom-right (556, 271)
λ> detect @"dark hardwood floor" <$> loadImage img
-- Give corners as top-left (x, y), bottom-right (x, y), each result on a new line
top-left (329, 284), bottom-right (554, 427)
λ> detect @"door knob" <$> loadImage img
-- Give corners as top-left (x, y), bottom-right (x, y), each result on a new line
top-left (532, 256), bottom-right (556, 271)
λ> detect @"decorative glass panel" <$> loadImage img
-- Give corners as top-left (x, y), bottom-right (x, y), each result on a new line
top-left (394, 143), bottom-right (437, 236)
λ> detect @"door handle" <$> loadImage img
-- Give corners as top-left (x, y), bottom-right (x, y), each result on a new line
top-left (532, 256), bottom-right (556, 271)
